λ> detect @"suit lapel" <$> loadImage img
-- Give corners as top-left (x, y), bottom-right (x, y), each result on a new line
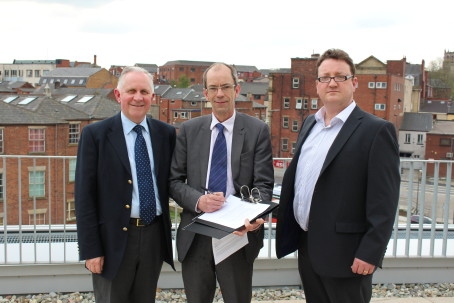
top-left (107, 114), bottom-right (131, 175)
top-left (231, 114), bottom-right (245, 181)
top-left (199, 116), bottom-right (212, 188)
top-left (320, 106), bottom-right (363, 173)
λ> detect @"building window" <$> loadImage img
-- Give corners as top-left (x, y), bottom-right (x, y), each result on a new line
top-left (69, 159), bottom-right (76, 182)
top-left (29, 128), bottom-right (46, 153)
top-left (296, 98), bottom-right (302, 109)
top-left (283, 97), bottom-right (290, 109)
top-left (179, 67), bottom-right (184, 71)
top-left (303, 99), bottom-right (308, 109)
top-left (190, 68), bottom-right (195, 72)
top-left (28, 208), bottom-right (47, 225)
top-left (291, 142), bottom-right (296, 154)
top-left (69, 123), bottom-right (80, 144)
top-left (0, 172), bottom-right (3, 201)
top-left (67, 199), bottom-right (76, 222)
top-left (405, 133), bottom-right (411, 144)
top-left (281, 138), bottom-right (288, 151)
top-left (34, 70), bottom-right (40, 77)
top-left (374, 104), bottom-right (386, 110)
top-left (173, 112), bottom-right (178, 119)
top-left (292, 120), bottom-right (298, 132)
top-left (0, 128), bottom-right (3, 154)
top-left (190, 101), bottom-right (197, 106)
top-left (368, 82), bottom-right (375, 88)
top-left (311, 99), bottom-right (318, 109)
top-left (4, 70), bottom-right (9, 77)
top-left (180, 112), bottom-right (188, 119)
top-left (292, 77), bottom-right (299, 89)
top-left (26, 69), bottom-right (33, 77)
top-left (282, 117), bottom-right (289, 128)
top-left (376, 82), bottom-right (387, 89)
top-left (417, 134), bottom-right (423, 145)
top-left (440, 138), bottom-right (451, 146)
top-left (29, 169), bottom-right (45, 198)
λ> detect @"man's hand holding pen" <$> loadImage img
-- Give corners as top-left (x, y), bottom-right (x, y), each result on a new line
top-left (198, 187), bottom-right (225, 213)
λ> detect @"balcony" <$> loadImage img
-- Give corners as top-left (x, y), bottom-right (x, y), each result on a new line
top-left (0, 156), bottom-right (453, 294)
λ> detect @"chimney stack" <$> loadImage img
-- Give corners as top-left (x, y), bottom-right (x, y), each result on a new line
top-left (94, 54), bottom-right (97, 66)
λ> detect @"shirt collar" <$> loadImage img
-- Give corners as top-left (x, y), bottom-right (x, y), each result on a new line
top-left (210, 110), bottom-right (236, 134)
top-left (315, 101), bottom-right (356, 126)
top-left (121, 112), bottom-right (149, 134)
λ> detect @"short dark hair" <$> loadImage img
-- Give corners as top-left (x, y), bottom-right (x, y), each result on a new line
top-left (203, 63), bottom-right (239, 88)
top-left (316, 49), bottom-right (356, 76)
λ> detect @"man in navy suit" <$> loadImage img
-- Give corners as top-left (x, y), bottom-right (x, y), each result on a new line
top-left (75, 66), bottom-right (175, 303)
top-left (276, 49), bottom-right (400, 303)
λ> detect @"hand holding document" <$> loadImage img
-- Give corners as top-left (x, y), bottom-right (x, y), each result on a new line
top-left (183, 195), bottom-right (278, 239)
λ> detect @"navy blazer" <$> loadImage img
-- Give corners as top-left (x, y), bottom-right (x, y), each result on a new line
top-left (276, 106), bottom-right (400, 277)
top-left (75, 113), bottom-right (176, 279)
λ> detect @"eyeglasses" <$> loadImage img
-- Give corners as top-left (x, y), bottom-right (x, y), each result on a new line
top-left (206, 84), bottom-right (236, 94)
top-left (317, 75), bottom-right (353, 83)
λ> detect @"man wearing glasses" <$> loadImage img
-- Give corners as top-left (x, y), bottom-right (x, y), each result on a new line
top-left (276, 49), bottom-right (400, 302)
top-left (169, 62), bottom-right (274, 303)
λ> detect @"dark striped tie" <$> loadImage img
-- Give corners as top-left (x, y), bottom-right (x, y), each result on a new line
top-left (133, 125), bottom-right (156, 225)
top-left (208, 123), bottom-right (227, 196)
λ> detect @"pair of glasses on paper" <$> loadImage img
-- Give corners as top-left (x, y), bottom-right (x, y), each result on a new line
top-left (240, 185), bottom-right (262, 204)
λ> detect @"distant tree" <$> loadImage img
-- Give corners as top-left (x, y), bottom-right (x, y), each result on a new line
top-left (428, 58), bottom-right (454, 99)
top-left (170, 75), bottom-right (191, 88)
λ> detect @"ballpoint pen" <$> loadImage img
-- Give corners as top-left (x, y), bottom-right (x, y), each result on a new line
top-left (201, 186), bottom-right (213, 194)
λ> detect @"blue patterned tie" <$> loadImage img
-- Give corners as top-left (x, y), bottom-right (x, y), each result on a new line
top-left (208, 123), bottom-right (227, 196)
top-left (133, 125), bottom-right (156, 225)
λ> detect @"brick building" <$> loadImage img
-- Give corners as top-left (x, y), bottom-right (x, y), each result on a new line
top-left (0, 92), bottom-right (119, 226)
top-left (268, 54), bottom-right (406, 158)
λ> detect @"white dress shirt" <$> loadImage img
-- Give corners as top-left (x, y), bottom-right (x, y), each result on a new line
top-left (293, 101), bottom-right (356, 230)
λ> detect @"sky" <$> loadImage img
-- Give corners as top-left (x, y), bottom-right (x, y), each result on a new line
top-left (1, 0), bottom-right (452, 70)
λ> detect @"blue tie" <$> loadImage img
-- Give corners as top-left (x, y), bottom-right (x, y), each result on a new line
top-left (208, 123), bottom-right (227, 196)
top-left (133, 125), bottom-right (156, 225)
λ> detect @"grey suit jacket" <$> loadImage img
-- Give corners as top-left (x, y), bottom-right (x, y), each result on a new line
top-left (169, 112), bottom-right (274, 263)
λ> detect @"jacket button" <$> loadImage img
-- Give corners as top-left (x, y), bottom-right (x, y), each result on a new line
top-left (122, 227), bottom-right (128, 231)
top-left (125, 204), bottom-right (130, 209)
top-left (128, 179), bottom-right (132, 184)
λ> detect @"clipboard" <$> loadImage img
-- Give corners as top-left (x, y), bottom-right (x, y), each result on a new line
top-left (183, 195), bottom-right (278, 239)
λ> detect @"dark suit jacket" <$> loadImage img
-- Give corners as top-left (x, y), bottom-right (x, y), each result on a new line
top-left (75, 113), bottom-right (176, 280)
top-left (276, 106), bottom-right (400, 278)
top-left (169, 112), bottom-right (274, 263)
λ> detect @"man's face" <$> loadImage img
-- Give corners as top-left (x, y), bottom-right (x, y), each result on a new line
top-left (114, 72), bottom-right (154, 124)
top-left (203, 65), bottom-right (240, 122)
top-left (316, 58), bottom-right (357, 112)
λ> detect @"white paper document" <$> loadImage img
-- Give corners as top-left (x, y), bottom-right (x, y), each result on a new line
top-left (197, 195), bottom-right (269, 229)
top-left (212, 233), bottom-right (249, 264)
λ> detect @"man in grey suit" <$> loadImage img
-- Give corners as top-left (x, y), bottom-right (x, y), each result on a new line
top-left (169, 63), bottom-right (274, 303)
top-left (276, 49), bottom-right (400, 302)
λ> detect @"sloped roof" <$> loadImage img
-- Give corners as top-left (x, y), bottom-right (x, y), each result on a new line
top-left (429, 120), bottom-right (454, 135)
top-left (183, 91), bottom-right (206, 102)
top-left (420, 100), bottom-right (454, 114)
top-left (239, 82), bottom-right (269, 95)
top-left (161, 88), bottom-right (193, 100)
top-left (400, 112), bottom-right (433, 131)
top-left (234, 65), bottom-right (258, 73)
top-left (43, 67), bottom-right (102, 77)
top-left (161, 60), bottom-right (214, 66)
top-left (0, 98), bottom-right (63, 124)
top-left (154, 85), bottom-right (172, 96)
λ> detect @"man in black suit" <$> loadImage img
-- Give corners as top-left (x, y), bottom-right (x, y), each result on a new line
top-left (276, 49), bottom-right (400, 303)
top-left (169, 63), bottom-right (274, 303)
top-left (75, 66), bottom-right (175, 303)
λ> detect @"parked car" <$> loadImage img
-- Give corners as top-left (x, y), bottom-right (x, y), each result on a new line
top-left (410, 215), bottom-right (432, 224)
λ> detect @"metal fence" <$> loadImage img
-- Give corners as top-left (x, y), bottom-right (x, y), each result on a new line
top-left (1, 156), bottom-right (453, 265)
top-left (0, 156), bottom-right (453, 293)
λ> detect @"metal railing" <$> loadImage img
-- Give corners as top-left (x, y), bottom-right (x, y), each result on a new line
top-left (0, 156), bottom-right (453, 293)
